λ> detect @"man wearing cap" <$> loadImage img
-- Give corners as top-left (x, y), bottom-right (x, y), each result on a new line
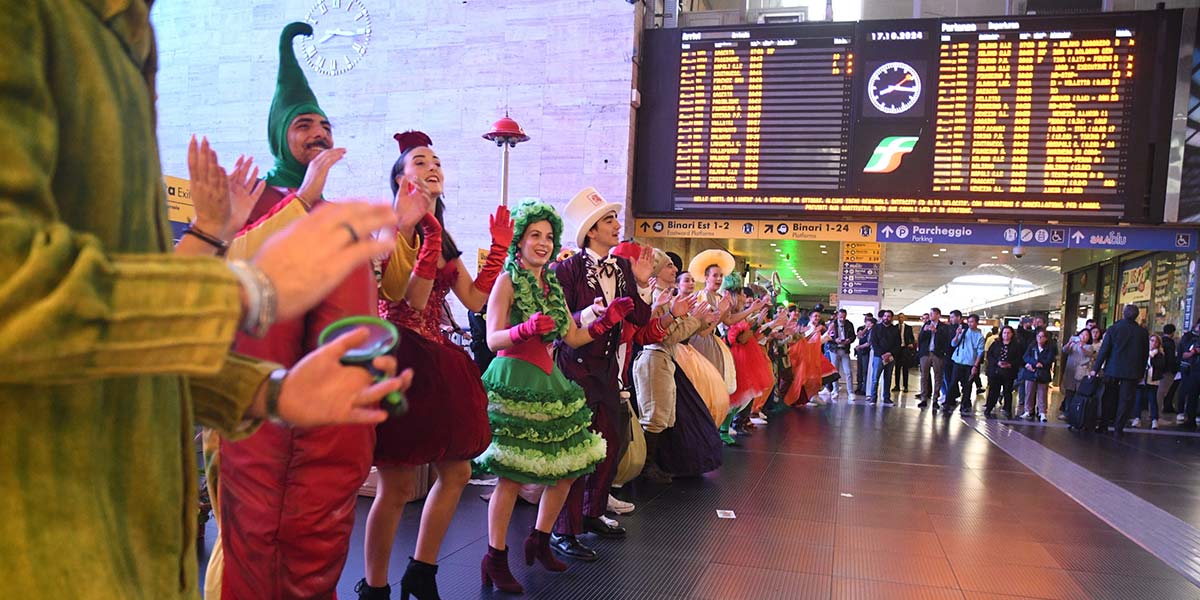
top-left (549, 188), bottom-right (653, 560)
top-left (205, 23), bottom-right (425, 599)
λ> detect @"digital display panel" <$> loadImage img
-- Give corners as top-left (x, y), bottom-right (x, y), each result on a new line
top-left (633, 11), bottom-right (1182, 223)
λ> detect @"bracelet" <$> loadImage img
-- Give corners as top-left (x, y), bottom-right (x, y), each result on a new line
top-left (183, 224), bottom-right (229, 256)
top-left (227, 260), bottom-right (278, 337)
top-left (265, 368), bottom-right (290, 426)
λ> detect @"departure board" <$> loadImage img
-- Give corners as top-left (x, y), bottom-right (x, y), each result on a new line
top-left (632, 10), bottom-right (1182, 224)
top-left (674, 29), bottom-right (854, 191)
top-left (933, 24), bottom-right (1135, 204)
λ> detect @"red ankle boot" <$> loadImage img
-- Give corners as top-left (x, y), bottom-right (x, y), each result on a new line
top-left (524, 528), bottom-right (568, 572)
top-left (481, 545), bottom-right (524, 594)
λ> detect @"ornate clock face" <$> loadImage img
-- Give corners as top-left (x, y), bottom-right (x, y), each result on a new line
top-left (299, 0), bottom-right (373, 76)
top-left (867, 61), bottom-right (921, 115)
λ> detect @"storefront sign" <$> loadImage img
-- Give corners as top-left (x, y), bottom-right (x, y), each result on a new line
top-left (1119, 257), bottom-right (1153, 304)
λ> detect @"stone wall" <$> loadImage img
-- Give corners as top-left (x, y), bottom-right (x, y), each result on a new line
top-left (151, 0), bottom-right (638, 320)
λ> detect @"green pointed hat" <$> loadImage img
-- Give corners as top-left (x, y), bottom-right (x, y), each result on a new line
top-left (266, 22), bottom-right (326, 188)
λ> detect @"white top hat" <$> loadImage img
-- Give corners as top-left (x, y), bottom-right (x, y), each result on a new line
top-left (562, 187), bottom-right (624, 249)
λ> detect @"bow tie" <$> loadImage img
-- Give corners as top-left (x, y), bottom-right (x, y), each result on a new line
top-left (595, 256), bottom-right (618, 279)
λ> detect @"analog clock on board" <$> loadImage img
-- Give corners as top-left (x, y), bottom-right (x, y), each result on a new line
top-left (867, 61), bottom-right (921, 115)
top-left (298, 0), bottom-right (372, 76)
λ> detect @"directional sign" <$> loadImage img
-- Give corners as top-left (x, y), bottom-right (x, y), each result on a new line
top-left (164, 175), bottom-right (193, 224)
top-left (757, 221), bottom-right (877, 242)
top-left (876, 221), bottom-right (1199, 251)
top-left (635, 218), bottom-right (757, 240)
top-left (1067, 226), bottom-right (1198, 252)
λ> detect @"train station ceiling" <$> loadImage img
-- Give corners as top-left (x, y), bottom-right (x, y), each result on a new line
top-left (726, 238), bottom-right (1066, 316)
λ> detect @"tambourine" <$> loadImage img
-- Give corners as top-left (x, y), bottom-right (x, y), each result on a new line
top-left (317, 316), bottom-right (407, 416)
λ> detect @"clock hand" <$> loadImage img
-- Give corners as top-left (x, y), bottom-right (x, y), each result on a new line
top-left (317, 31), bottom-right (337, 44)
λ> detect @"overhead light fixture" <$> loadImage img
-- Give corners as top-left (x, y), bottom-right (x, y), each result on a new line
top-left (821, 250), bottom-right (828, 254)
top-left (932, 253), bottom-right (940, 257)
top-left (774, 248), bottom-right (780, 252)
top-left (1051, 257), bottom-right (1059, 262)
top-left (939, 248), bottom-right (947, 252)
top-left (1001, 250), bottom-right (1009, 254)
top-left (819, 244), bottom-right (827, 249)
top-left (991, 255), bottom-right (998, 259)
top-left (769, 243), bottom-right (777, 247)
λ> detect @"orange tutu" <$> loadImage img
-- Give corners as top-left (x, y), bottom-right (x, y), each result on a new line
top-left (727, 322), bottom-right (775, 409)
top-left (784, 336), bottom-right (838, 406)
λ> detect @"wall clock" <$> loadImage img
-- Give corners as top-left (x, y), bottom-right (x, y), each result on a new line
top-left (867, 61), bottom-right (921, 115)
top-left (298, 0), bottom-right (372, 76)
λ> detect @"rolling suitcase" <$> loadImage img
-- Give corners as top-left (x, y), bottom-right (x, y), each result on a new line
top-left (1067, 376), bottom-right (1101, 431)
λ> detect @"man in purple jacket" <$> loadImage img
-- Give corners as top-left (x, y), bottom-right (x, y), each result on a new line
top-left (549, 187), bottom-right (652, 560)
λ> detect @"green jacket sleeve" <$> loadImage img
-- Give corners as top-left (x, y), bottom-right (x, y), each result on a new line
top-left (189, 353), bottom-right (277, 439)
top-left (0, 3), bottom-right (243, 384)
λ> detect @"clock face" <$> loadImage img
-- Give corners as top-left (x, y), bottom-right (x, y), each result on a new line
top-left (867, 61), bottom-right (921, 115)
top-left (299, 0), bottom-right (372, 76)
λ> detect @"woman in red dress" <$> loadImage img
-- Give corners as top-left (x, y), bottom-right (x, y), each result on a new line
top-left (357, 131), bottom-right (513, 600)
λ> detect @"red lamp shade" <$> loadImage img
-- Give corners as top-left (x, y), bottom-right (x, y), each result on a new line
top-left (482, 115), bottom-right (530, 146)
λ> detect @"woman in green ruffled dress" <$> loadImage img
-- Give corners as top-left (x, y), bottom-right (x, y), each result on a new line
top-left (476, 199), bottom-right (619, 594)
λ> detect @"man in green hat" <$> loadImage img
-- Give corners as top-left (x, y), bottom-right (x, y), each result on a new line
top-left (206, 21), bottom-right (427, 600)
top-left (0, 2), bottom-right (414, 599)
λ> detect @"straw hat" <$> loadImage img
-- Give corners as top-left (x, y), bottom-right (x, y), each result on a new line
top-left (687, 249), bottom-right (736, 282)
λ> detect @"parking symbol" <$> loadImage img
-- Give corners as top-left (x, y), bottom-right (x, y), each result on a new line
top-left (1177, 233), bottom-right (1191, 248)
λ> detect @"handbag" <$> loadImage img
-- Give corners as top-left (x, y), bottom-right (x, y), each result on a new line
top-left (613, 391), bottom-right (646, 487)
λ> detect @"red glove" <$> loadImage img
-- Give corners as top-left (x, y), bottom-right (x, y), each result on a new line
top-left (473, 206), bottom-right (514, 294)
top-left (489, 205), bottom-right (514, 248)
top-left (588, 297), bottom-right (634, 338)
top-left (509, 312), bottom-right (556, 344)
top-left (413, 213), bottom-right (442, 280)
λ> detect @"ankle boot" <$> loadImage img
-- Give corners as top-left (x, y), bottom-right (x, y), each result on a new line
top-left (640, 433), bottom-right (672, 484)
top-left (524, 528), bottom-right (568, 572)
top-left (355, 578), bottom-right (391, 600)
top-left (399, 557), bottom-right (440, 600)
top-left (481, 545), bottom-right (524, 593)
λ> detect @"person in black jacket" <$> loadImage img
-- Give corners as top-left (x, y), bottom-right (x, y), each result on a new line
top-left (867, 310), bottom-right (902, 405)
top-left (1133, 334), bottom-right (1168, 429)
top-left (1091, 304), bottom-right (1151, 436)
top-left (853, 318), bottom-right (875, 395)
top-left (1017, 329), bottom-right (1058, 421)
top-left (917, 308), bottom-right (953, 408)
top-left (892, 314), bottom-right (916, 392)
top-left (983, 326), bottom-right (1020, 418)
top-left (1158, 324), bottom-right (1178, 413)
top-left (1177, 320), bottom-right (1200, 430)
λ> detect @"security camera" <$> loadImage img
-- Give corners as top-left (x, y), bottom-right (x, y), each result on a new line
top-left (1012, 245), bottom-right (1025, 259)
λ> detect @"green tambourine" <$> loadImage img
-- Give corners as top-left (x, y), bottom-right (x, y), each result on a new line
top-left (318, 316), bottom-right (407, 416)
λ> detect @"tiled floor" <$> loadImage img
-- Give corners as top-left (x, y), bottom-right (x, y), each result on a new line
top-left (198, 387), bottom-right (1200, 599)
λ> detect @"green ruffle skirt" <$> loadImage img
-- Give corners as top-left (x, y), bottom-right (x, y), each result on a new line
top-left (476, 356), bottom-right (607, 485)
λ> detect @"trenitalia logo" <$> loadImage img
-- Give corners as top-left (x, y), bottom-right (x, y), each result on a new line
top-left (863, 136), bottom-right (919, 173)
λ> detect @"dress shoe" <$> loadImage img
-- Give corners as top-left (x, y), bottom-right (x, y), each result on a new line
top-left (607, 494), bottom-right (635, 515)
top-left (584, 515), bottom-right (626, 538)
top-left (917, 400), bottom-right (930, 408)
top-left (549, 533), bottom-right (598, 561)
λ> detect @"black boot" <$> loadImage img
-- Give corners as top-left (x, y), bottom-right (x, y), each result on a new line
top-left (399, 557), bottom-right (440, 600)
top-left (355, 578), bottom-right (391, 600)
top-left (639, 432), bottom-right (672, 484)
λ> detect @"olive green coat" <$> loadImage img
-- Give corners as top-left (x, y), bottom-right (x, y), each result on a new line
top-left (0, 1), bottom-right (273, 597)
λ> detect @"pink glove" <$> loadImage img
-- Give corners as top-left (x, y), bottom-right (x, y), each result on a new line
top-left (588, 297), bottom-right (634, 338)
top-left (509, 312), bottom-right (556, 343)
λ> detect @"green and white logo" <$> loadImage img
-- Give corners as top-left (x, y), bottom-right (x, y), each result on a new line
top-left (863, 136), bottom-right (919, 173)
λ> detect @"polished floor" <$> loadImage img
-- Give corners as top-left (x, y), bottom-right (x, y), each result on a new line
top-left (200, 386), bottom-right (1200, 599)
